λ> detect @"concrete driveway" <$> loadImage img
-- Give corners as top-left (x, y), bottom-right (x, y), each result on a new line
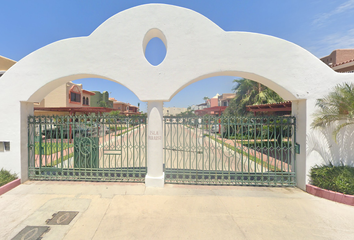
top-left (1, 181), bottom-right (353, 240)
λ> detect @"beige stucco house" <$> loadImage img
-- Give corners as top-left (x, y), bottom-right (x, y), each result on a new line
top-left (34, 82), bottom-right (95, 115)
top-left (0, 55), bottom-right (16, 77)
top-left (109, 98), bottom-right (140, 115)
top-left (218, 93), bottom-right (236, 107)
top-left (320, 49), bottom-right (354, 73)
top-left (163, 107), bottom-right (187, 116)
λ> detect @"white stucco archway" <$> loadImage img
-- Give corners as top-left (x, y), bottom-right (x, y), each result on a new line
top-left (1, 4), bottom-right (353, 189)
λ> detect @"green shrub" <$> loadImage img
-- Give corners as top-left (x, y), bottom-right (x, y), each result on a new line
top-left (310, 164), bottom-right (354, 195)
top-left (0, 168), bottom-right (18, 187)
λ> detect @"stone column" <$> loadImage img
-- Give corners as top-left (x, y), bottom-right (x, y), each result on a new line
top-left (145, 101), bottom-right (164, 187)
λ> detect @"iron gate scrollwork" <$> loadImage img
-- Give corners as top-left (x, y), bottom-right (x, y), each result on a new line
top-left (74, 137), bottom-right (99, 169)
top-left (163, 115), bottom-right (296, 186)
top-left (28, 114), bottom-right (147, 182)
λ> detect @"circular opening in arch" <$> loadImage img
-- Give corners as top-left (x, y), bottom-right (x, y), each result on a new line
top-left (144, 37), bottom-right (167, 66)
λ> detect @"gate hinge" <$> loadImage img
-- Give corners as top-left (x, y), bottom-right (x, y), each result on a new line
top-left (295, 143), bottom-right (300, 154)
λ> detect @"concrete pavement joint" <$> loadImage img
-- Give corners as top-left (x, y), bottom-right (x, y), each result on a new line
top-left (217, 194), bottom-right (248, 239)
top-left (1, 182), bottom-right (354, 239)
top-left (91, 198), bottom-right (112, 240)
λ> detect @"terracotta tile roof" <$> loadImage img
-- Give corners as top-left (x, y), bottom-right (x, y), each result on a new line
top-left (82, 90), bottom-right (95, 95)
top-left (331, 58), bottom-right (354, 67)
top-left (246, 101), bottom-right (291, 112)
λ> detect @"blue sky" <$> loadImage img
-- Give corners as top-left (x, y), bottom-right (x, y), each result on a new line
top-left (1, 0), bottom-right (354, 111)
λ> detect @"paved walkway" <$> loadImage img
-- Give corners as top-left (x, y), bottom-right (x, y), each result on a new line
top-left (1, 181), bottom-right (354, 240)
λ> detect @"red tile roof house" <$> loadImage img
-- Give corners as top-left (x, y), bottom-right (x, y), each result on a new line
top-left (320, 49), bottom-right (354, 73)
top-left (195, 93), bottom-right (235, 116)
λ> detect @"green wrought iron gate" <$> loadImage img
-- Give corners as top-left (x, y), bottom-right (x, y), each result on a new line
top-left (164, 116), bottom-right (296, 186)
top-left (28, 114), bottom-right (147, 182)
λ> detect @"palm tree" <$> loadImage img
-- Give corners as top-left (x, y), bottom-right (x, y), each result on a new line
top-left (224, 78), bottom-right (283, 116)
top-left (311, 82), bottom-right (354, 141)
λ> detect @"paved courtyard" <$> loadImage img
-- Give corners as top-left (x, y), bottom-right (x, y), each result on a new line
top-left (1, 181), bottom-right (354, 240)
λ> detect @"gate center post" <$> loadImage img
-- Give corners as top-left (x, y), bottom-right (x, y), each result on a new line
top-left (145, 101), bottom-right (164, 187)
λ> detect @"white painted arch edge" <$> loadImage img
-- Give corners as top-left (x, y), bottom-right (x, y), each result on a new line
top-left (0, 3), bottom-right (345, 105)
top-left (0, 3), bottom-right (353, 189)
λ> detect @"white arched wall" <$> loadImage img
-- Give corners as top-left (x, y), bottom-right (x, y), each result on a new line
top-left (1, 4), bottom-right (353, 189)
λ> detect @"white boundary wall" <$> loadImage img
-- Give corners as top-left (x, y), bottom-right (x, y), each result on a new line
top-left (0, 4), bottom-right (353, 188)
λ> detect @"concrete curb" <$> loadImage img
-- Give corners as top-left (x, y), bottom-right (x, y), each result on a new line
top-left (306, 184), bottom-right (354, 206)
top-left (0, 179), bottom-right (21, 195)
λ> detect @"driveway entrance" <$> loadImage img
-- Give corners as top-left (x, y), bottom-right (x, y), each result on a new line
top-left (4, 3), bottom-right (347, 188)
top-left (164, 116), bottom-right (296, 186)
top-left (28, 115), bottom-right (147, 182)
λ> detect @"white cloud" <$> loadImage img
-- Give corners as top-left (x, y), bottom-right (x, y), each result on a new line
top-left (308, 28), bottom-right (354, 57)
top-left (313, 0), bottom-right (354, 26)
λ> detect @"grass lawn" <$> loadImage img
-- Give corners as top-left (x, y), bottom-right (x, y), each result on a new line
top-left (205, 134), bottom-right (281, 172)
top-left (310, 164), bottom-right (354, 195)
top-left (35, 142), bottom-right (73, 155)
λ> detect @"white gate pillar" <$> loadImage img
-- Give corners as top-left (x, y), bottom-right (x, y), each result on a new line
top-left (145, 101), bottom-right (164, 187)
top-left (291, 99), bottom-right (307, 190)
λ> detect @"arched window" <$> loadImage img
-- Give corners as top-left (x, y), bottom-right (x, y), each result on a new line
top-left (83, 96), bottom-right (86, 105)
top-left (86, 97), bottom-right (89, 106)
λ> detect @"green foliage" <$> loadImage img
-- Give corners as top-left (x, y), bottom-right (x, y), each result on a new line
top-left (220, 119), bottom-right (291, 145)
top-left (223, 78), bottom-right (284, 116)
top-left (206, 135), bottom-right (280, 172)
top-left (99, 100), bottom-right (108, 108)
top-left (0, 168), bottom-right (18, 187)
top-left (312, 83), bottom-right (354, 141)
top-left (109, 110), bottom-right (121, 116)
top-left (310, 164), bottom-right (354, 195)
top-left (108, 111), bottom-right (122, 123)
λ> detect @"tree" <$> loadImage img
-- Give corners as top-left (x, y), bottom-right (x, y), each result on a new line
top-left (311, 82), bottom-right (354, 141)
top-left (109, 110), bottom-right (121, 116)
top-left (203, 96), bottom-right (209, 101)
top-left (223, 78), bottom-right (283, 116)
top-left (99, 100), bottom-right (108, 108)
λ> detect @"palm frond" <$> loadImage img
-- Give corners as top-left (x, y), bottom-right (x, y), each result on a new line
top-left (312, 82), bottom-right (354, 141)
top-left (332, 120), bottom-right (354, 143)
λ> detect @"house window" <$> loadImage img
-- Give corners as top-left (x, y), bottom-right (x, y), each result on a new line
top-left (82, 97), bottom-right (89, 105)
top-left (0, 141), bottom-right (10, 152)
top-left (69, 85), bottom-right (82, 103)
top-left (70, 92), bottom-right (81, 102)
top-left (4, 142), bottom-right (10, 151)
